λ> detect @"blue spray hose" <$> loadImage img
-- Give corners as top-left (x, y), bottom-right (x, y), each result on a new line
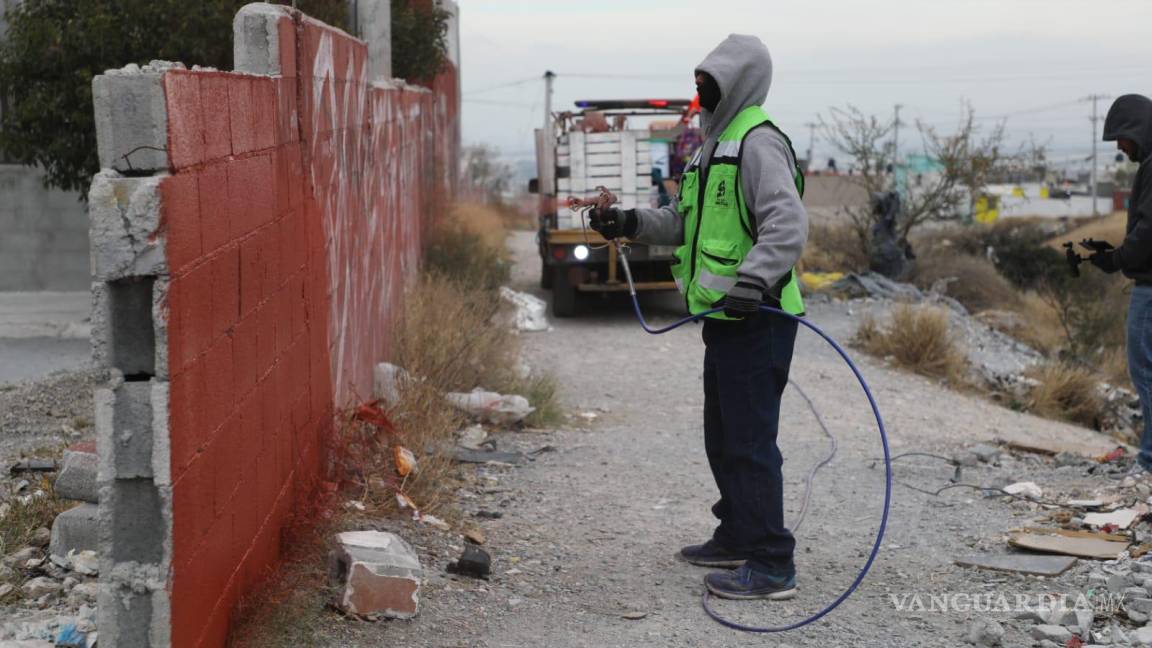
top-left (614, 242), bottom-right (893, 633)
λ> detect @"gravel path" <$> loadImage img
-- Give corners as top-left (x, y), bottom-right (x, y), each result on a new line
top-left (318, 232), bottom-right (1128, 648)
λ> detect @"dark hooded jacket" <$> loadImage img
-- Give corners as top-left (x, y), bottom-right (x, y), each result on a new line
top-left (630, 34), bottom-right (807, 294)
top-left (1103, 94), bottom-right (1152, 283)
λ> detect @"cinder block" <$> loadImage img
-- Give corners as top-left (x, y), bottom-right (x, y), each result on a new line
top-left (102, 479), bottom-right (165, 565)
top-left (234, 3), bottom-right (292, 76)
top-left (88, 172), bottom-right (166, 282)
top-left (96, 380), bottom-right (156, 481)
top-left (96, 582), bottom-right (170, 648)
top-left (55, 449), bottom-right (99, 503)
top-left (50, 503), bottom-right (99, 558)
top-left (329, 531), bottom-right (422, 619)
top-left (92, 62), bottom-right (183, 173)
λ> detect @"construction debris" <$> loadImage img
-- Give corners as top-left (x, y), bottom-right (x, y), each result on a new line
top-left (447, 545), bottom-right (491, 580)
top-left (1003, 481), bottom-right (1044, 500)
top-left (1083, 508), bottom-right (1143, 531)
top-left (450, 447), bottom-right (528, 465)
top-left (1008, 528), bottom-right (1131, 560)
top-left (954, 553), bottom-right (1077, 576)
top-left (329, 531), bottom-right (423, 620)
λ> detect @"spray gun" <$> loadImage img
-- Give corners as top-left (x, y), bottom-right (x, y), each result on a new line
top-left (1063, 238), bottom-right (1115, 277)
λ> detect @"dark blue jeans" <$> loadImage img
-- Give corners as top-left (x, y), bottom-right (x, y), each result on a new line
top-left (1130, 285), bottom-right (1152, 471)
top-left (702, 312), bottom-right (797, 575)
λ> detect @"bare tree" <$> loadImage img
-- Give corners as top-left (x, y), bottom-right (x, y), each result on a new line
top-left (461, 144), bottom-right (513, 203)
top-left (820, 104), bottom-right (1011, 270)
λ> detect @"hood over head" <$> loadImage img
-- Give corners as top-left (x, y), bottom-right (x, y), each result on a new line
top-left (1103, 94), bottom-right (1152, 161)
top-left (695, 34), bottom-right (772, 139)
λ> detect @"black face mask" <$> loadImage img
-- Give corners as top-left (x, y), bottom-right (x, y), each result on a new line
top-left (696, 73), bottom-right (721, 112)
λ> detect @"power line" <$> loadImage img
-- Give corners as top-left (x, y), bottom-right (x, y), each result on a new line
top-left (462, 76), bottom-right (540, 97)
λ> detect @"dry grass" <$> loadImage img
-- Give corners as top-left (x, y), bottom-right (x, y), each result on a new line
top-left (1005, 292), bottom-right (1067, 355)
top-left (800, 222), bottom-right (870, 273)
top-left (1044, 211), bottom-right (1128, 251)
top-left (393, 273), bottom-right (519, 393)
top-left (912, 252), bottom-right (1018, 313)
top-left (855, 305), bottom-right (968, 383)
top-left (1025, 362), bottom-right (1108, 428)
top-left (0, 470), bottom-right (70, 604)
top-left (425, 203), bottom-right (512, 291)
top-left (1097, 346), bottom-right (1132, 389)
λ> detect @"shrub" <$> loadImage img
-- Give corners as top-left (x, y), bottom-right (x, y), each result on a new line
top-left (854, 305), bottom-right (967, 383)
top-left (0, 0), bottom-right (346, 193)
top-left (390, 0), bottom-right (451, 84)
top-left (942, 221), bottom-right (1066, 289)
top-left (1025, 362), bottom-right (1107, 428)
top-left (912, 252), bottom-right (1017, 313)
top-left (801, 222), bottom-right (870, 273)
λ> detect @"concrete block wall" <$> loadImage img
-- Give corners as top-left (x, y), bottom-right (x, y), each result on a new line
top-left (0, 165), bottom-right (90, 291)
top-left (87, 3), bottom-right (459, 646)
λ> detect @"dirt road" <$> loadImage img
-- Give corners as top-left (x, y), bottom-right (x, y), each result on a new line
top-left (330, 231), bottom-right (1122, 648)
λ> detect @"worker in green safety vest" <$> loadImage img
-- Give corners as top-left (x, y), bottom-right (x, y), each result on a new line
top-left (590, 34), bottom-right (808, 601)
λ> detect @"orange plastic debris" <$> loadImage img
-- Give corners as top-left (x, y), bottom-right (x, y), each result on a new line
top-left (353, 402), bottom-right (395, 432)
top-left (394, 446), bottom-right (417, 477)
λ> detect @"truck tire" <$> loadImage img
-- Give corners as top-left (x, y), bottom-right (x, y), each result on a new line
top-left (551, 266), bottom-right (577, 317)
top-left (540, 262), bottom-right (553, 290)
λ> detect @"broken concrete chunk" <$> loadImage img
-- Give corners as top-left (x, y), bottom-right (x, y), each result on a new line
top-left (20, 577), bottom-right (61, 599)
top-left (54, 450), bottom-right (98, 503)
top-left (1003, 481), bottom-right (1043, 499)
top-left (49, 504), bottom-right (99, 559)
top-left (446, 545), bottom-right (491, 580)
top-left (1031, 624), bottom-right (1072, 642)
top-left (329, 531), bottom-right (422, 619)
top-left (1083, 508), bottom-right (1140, 530)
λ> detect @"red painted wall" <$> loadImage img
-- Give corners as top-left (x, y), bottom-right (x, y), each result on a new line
top-left (160, 11), bottom-right (457, 647)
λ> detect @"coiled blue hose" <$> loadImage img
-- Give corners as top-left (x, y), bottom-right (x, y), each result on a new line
top-left (615, 243), bottom-right (892, 633)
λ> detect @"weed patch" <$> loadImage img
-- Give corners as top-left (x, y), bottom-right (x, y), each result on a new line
top-left (855, 305), bottom-right (967, 383)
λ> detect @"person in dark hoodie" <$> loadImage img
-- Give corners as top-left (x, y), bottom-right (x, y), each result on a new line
top-left (1093, 94), bottom-right (1152, 474)
top-left (588, 34), bottom-right (807, 600)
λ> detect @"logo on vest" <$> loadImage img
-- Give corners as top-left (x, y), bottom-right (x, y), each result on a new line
top-left (715, 180), bottom-right (730, 207)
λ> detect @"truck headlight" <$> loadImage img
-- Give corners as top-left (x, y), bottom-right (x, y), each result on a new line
top-left (574, 245), bottom-right (590, 261)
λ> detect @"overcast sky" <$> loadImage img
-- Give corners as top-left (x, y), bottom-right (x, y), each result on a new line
top-left (457, 0), bottom-right (1152, 169)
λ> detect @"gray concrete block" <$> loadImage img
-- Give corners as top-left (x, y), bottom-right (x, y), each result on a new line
top-left (151, 381), bottom-right (171, 487)
top-left (50, 503), bottom-right (99, 558)
top-left (87, 172), bottom-right (166, 282)
top-left (234, 3), bottom-right (291, 75)
top-left (112, 381), bottom-right (155, 479)
top-left (92, 63), bottom-right (178, 173)
top-left (96, 586), bottom-right (154, 648)
top-left (99, 479), bottom-right (164, 566)
top-left (55, 450), bottom-right (99, 503)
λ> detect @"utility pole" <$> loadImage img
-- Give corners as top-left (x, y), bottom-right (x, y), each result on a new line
top-left (541, 70), bottom-right (556, 197)
top-left (804, 121), bottom-right (818, 171)
top-left (892, 103), bottom-right (903, 169)
top-left (1083, 93), bottom-right (1109, 217)
top-left (543, 70), bottom-right (555, 136)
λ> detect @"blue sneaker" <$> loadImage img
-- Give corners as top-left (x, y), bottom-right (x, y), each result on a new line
top-left (678, 540), bottom-right (750, 568)
top-left (704, 564), bottom-right (797, 600)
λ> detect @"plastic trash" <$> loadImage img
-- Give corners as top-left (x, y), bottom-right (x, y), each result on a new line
top-left (445, 388), bottom-right (534, 425)
top-left (373, 363), bottom-right (411, 405)
top-left (499, 287), bottom-right (549, 332)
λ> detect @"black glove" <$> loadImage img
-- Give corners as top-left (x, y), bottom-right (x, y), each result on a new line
top-left (588, 207), bottom-right (637, 240)
top-left (1089, 249), bottom-right (1120, 274)
top-left (722, 281), bottom-right (763, 319)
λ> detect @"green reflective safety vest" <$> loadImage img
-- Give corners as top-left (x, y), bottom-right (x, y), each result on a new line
top-left (671, 105), bottom-right (806, 320)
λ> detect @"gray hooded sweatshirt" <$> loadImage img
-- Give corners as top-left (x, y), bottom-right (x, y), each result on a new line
top-left (1103, 93), bottom-right (1152, 283)
top-left (632, 34), bottom-right (807, 297)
